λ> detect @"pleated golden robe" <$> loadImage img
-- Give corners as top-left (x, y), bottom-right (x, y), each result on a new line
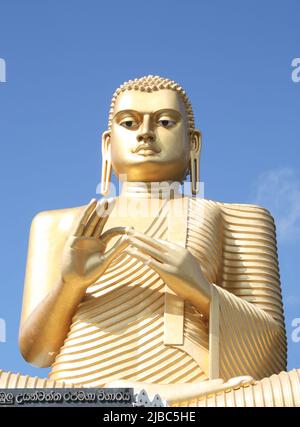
top-left (47, 197), bottom-right (287, 386)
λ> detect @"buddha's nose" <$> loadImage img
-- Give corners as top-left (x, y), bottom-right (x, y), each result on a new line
top-left (136, 114), bottom-right (155, 143)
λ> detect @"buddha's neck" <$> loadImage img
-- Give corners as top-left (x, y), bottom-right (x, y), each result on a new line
top-left (119, 181), bottom-right (183, 200)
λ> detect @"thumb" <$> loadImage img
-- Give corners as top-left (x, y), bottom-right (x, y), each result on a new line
top-left (102, 235), bottom-right (129, 267)
top-left (101, 226), bottom-right (131, 246)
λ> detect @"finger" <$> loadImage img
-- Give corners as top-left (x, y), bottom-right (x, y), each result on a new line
top-left (126, 229), bottom-right (168, 252)
top-left (93, 198), bottom-right (116, 238)
top-left (100, 226), bottom-right (132, 245)
top-left (96, 197), bottom-right (115, 218)
top-left (156, 238), bottom-right (179, 250)
top-left (125, 246), bottom-right (163, 272)
top-left (84, 199), bottom-right (109, 237)
top-left (127, 237), bottom-right (169, 263)
top-left (93, 214), bottom-right (109, 238)
top-left (74, 199), bottom-right (97, 236)
top-left (102, 235), bottom-right (129, 267)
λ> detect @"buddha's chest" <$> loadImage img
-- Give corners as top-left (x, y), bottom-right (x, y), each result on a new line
top-left (102, 197), bottom-right (222, 282)
top-left (102, 197), bottom-right (186, 251)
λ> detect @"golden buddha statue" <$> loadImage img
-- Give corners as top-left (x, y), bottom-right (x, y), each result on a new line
top-left (1, 75), bottom-right (299, 407)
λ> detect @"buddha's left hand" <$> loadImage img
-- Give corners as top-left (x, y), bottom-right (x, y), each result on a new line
top-left (124, 229), bottom-right (211, 315)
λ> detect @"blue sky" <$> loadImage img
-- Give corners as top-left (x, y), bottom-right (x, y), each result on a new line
top-left (0, 0), bottom-right (299, 378)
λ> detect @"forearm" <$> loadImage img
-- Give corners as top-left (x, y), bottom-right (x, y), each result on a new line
top-left (211, 283), bottom-right (287, 378)
top-left (168, 273), bottom-right (211, 317)
top-left (19, 280), bottom-right (86, 368)
top-left (186, 277), bottom-right (211, 317)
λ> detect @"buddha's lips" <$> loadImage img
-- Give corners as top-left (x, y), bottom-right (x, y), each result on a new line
top-left (133, 143), bottom-right (161, 154)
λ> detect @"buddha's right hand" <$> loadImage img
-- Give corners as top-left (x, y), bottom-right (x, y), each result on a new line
top-left (61, 198), bottom-right (129, 289)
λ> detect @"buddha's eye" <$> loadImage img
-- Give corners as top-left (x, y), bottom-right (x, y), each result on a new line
top-left (157, 119), bottom-right (176, 128)
top-left (120, 119), bottom-right (139, 129)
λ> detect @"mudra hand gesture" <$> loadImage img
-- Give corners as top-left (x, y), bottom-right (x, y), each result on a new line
top-left (62, 200), bottom-right (211, 314)
top-left (124, 229), bottom-right (212, 315)
top-left (62, 198), bottom-right (128, 289)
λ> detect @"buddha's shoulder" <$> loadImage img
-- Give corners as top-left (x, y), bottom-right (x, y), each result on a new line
top-left (188, 197), bottom-right (275, 223)
top-left (30, 203), bottom-right (88, 234)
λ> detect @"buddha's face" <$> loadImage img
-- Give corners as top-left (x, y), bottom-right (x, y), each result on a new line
top-left (103, 89), bottom-right (200, 182)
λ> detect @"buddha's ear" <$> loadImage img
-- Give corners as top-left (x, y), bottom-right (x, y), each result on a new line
top-left (190, 130), bottom-right (202, 156)
top-left (102, 130), bottom-right (111, 157)
top-left (189, 130), bottom-right (202, 195)
top-left (100, 131), bottom-right (112, 196)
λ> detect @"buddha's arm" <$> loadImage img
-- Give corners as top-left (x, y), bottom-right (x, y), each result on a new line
top-left (19, 278), bottom-right (87, 368)
top-left (19, 207), bottom-right (85, 367)
top-left (19, 200), bottom-right (128, 368)
top-left (212, 203), bottom-right (287, 380)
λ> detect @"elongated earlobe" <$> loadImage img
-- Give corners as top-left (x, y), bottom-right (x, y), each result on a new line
top-left (190, 130), bottom-right (202, 196)
top-left (100, 131), bottom-right (112, 196)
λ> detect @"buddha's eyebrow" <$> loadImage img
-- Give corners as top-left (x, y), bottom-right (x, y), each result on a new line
top-left (113, 109), bottom-right (141, 120)
top-left (113, 109), bottom-right (182, 119)
top-left (153, 109), bottom-right (182, 118)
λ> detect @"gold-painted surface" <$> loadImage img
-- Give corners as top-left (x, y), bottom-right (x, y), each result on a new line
top-left (215, 202), bottom-right (287, 381)
top-left (19, 197), bottom-right (287, 392)
top-left (48, 198), bottom-right (209, 386)
top-left (163, 197), bottom-right (188, 345)
top-left (2, 368), bottom-right (299, 408)
top-left (171, 370), bottom-right (300, 407)
top-left (0, 370), bottom-right (77, 388)
top-left (0, 75), bottom-right (297, 406)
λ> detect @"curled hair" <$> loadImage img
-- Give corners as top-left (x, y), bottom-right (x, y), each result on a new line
top-left (108, 75), bottom-right (195, 135)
